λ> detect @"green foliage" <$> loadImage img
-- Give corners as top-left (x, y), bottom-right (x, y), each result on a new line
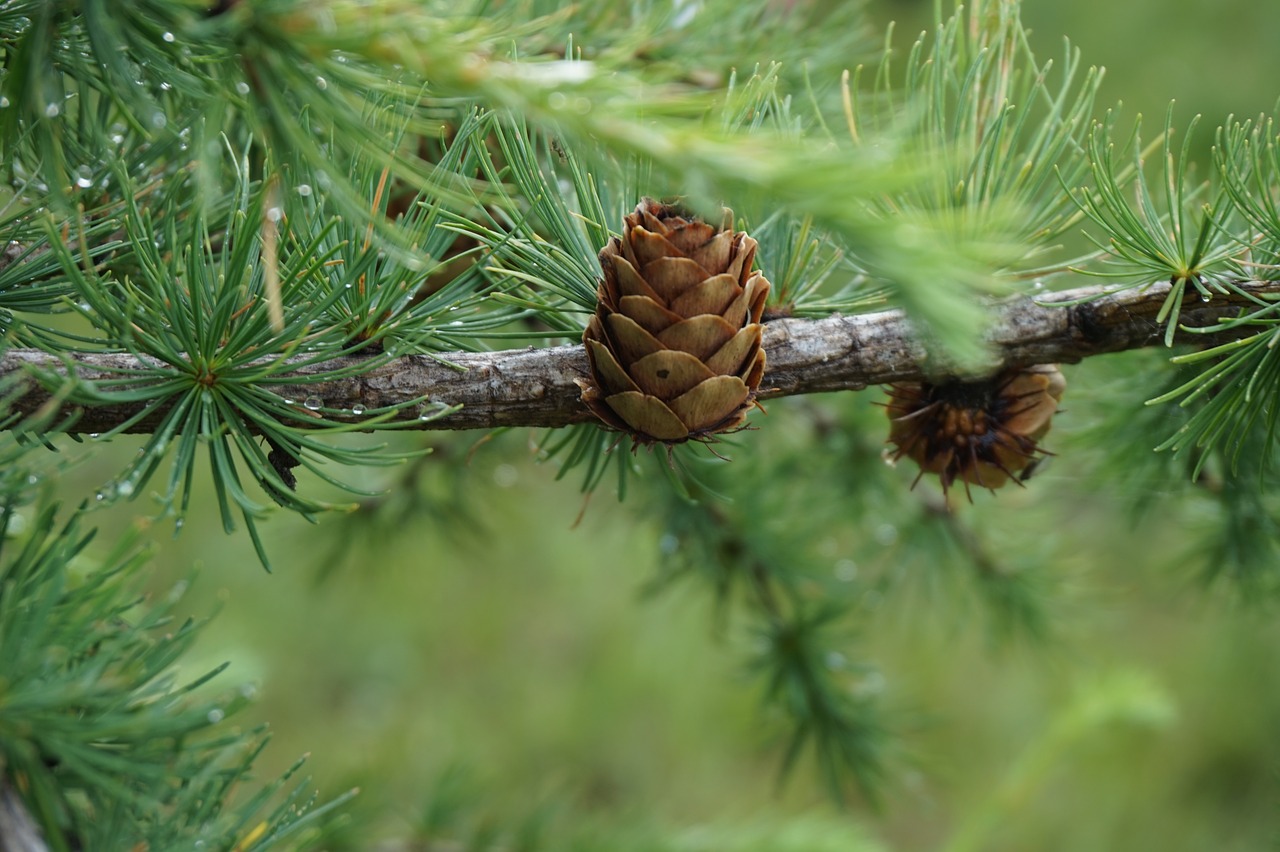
top-left (35, 150), bottom-right (471, 568)
top-left (1117, 112), bottom-right (1280, 478)
top-left (0, 500), bottom-right (349, 850)
top-left (845, 2), bottom-right (1105, 366)
top-left (1217, 109), bottom-right (1280, 272)
top-left (942, 669), bottom-right (1175, 852)
top-left (1062, 104), bottom-right (1280, 474)
top-left (1070, 349), bottom-right (1280, 596)
top-left (645, 456), bottom-right (893, 802)
top-left (461, 114), bottom-right (613, 325)
top-left (1070, 109), bottom-right (1242, 336)
top-left (0, 0), bottom-right (1279, 847)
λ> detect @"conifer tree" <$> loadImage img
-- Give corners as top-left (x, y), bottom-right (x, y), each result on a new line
top-left (0, 0), bottom-right (1277, 848)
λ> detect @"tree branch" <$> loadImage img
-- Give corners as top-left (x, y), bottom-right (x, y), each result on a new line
top-left (3, 279), bottom-right (1275, 434)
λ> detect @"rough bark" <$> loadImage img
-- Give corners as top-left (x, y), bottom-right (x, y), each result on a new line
top-left (1, 279), bottom-right (1272, 434)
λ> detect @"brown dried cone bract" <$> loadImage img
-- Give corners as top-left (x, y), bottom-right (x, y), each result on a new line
top-left (885, 364), bottom-right (1066, 494)
top-left (580, 198), bottom-right (770, 444)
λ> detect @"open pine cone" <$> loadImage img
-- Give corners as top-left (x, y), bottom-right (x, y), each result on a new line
top-left (580, 199), bottom-right (770, 444)
top-left (885, 364), bottom-right (1065, 494)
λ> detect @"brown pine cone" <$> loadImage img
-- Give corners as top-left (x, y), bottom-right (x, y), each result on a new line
top-left (885, 364), bottom-right (1066, 494)
top-left (580, 199), bottom-right (770, 444)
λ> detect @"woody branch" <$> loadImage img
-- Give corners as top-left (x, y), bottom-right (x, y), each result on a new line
top-left (2, 278), bottom-right (1274, 435)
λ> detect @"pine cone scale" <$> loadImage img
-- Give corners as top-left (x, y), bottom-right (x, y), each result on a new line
top-left (628, 229), bottom-right (688, 266)
top-left (656, 315), bottom-right (736, 359)
top-left (705, 329), bottom-right (760, 376)
top-left (611, 258), bottom-right (664, 303)
top-left (668, 275), bottom-right (740, 315)
top-left (1001, 370), bottom-right (1064, 437)
top-left (620, 296), bottom-right (681, 334)
top-left (584, 338), bottom-right (637, 393)
top-left (689, 233), bottom-right (734, 272)
top-left (631, 350), bottom-right (714, 397)
top-left (605, 392), bottom-right (691, 441)
top-left (580, 198), bottom-right (770, 445)
top-left (669, 376), bottom-right (750, 430)
top-left (643, 257), bottom-right (709, 300)
top-left (603, 313), bottom-right (666, 363)
top-left (720, 282), bottom-right (766, 329)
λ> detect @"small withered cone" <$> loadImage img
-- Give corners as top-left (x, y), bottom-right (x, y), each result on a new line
top-left (580, 198), bottom-right (770, 444)
top-left (885, 364), bottom-right (1065, 495)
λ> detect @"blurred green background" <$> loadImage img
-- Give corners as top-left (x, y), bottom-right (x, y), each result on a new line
top-left (52, 1), bottom-right (1280, 849)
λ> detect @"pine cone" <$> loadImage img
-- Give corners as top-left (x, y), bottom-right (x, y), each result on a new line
top-left (885, 364), bottom-right (1065, 494)
top-left (580, 199), bottom-right (770, 444)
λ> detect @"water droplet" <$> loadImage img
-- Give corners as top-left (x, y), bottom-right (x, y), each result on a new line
top-left (74, 166), bottom-right (93, 188)
top-left (303, 395), bottom-right (323, 411)
top-left (351, 403), bottom-right (366, 415)
top-left (206, 708), bottom-right (225, 724)
top-left (0, 97), bottom-right (9, 108)
top-left (88, 432), bottom-right (100, 439)
top-left (235, 81), bottom-right (250, 95)
top-left (853, 671), bottom-right (886, 697)
top-left (825, 651), bottom-right (847, 671)
top-left (659, 533), bottom-right (680, 555)
top-left (162, 31), bottom-right (175, 42)
top-left (296, 183), bottom-right (312, 197)
top-left (265, 206), bottom-right (284, 222)
top-left (174, 517), bottom-right (185, 531)
top-left (116, 480), bottom-right (134, 497)
top-left (492, 463), bottom-right (518, 488)
top-left (315, 75), bottom-right (328, 90)
top-left (874, 523), bottom-right (898, 546)
top-left (418, 401), bottom-right (450, 420)
top-left (5, 512), bottom-right (28, 536)
top-left (1200, 292), bottom-right (1211, 302)
top-left (94, 491), bottom-right (107, 502)
top-left (240, 683), bottom-right (259, 699)
top-left (150, 111), bottom-right (166, 129)
top-left (834, 559), bottom-right (858, 582)
top-left (44, 102), bottom-right (60, 118)
top-left (168, 580), bottom-right (189, 602)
